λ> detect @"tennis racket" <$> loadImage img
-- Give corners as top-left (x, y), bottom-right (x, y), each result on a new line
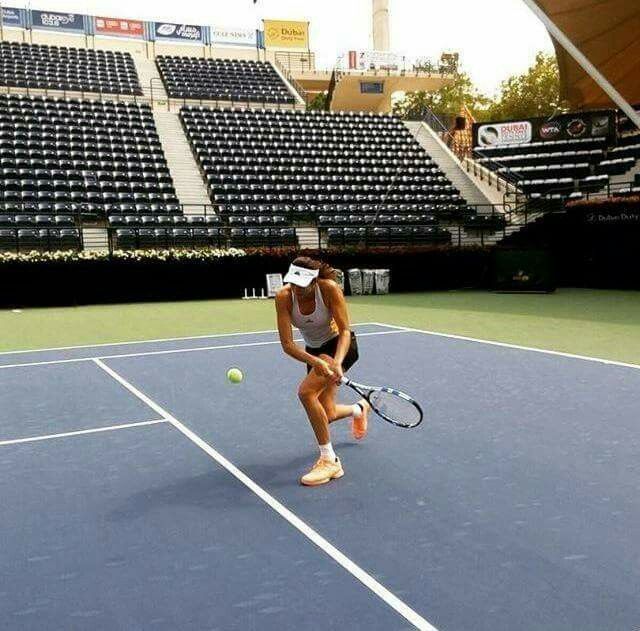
top-left (340, 376), bottom-right (423, 429)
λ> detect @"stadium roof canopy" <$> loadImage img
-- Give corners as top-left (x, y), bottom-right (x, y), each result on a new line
top-left (533, 0), bottom-right (640, 110)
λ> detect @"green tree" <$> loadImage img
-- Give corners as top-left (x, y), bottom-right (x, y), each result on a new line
top-left (487, 52), bottom-right (565, 121)
top-left (307, 91), bottom-right (328, 111)
top-left (393, 72), bottom-right (490, 121)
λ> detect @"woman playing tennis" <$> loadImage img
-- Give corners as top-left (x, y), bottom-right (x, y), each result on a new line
top-left (276, 256), bottom-right (369, 486)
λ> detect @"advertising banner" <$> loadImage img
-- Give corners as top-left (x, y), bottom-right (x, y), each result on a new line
top-left (348, 50), bottom-right (399, 71)
top-left (153, 21), bottom-right (204, 43)
top-left (94, 16), bottom-right (144, 39)
top-left (2, 6), bottom-right (25, 28)
top-left (31, 10), bottom-right (85, 32)
top-left (473, 111), bottom-right (616, 148)
top-left (211, 26), bottom-right (257, 47)
top-left (263, 19), bottom-right (308, 49)
top-left (475, 121), bottom-right (533, 147)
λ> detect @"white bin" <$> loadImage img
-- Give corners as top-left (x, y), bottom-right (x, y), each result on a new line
top-left (334, 269), bottom-right (345, 292)
top-left (362, 269), bottom-right (375, 295)
top-left (374, 269), bottom-right (390, 294)
top-left (347, 268), bottom-right (363, 295)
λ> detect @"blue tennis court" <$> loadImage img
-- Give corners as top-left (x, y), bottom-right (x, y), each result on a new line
top-left (1, 322), bottom-right (638, 631)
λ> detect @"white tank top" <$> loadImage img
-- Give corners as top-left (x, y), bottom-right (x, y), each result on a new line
top-left (291, 283), bottom-right (338, 348)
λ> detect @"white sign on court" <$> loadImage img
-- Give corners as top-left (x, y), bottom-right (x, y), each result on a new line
top-left (266, 273), bottom-right (284, 297)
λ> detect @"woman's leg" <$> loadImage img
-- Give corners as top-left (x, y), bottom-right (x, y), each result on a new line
top-left (319, 382), bottom-right (359, 424)
top-left (297, 369), bottom-right (334, 445)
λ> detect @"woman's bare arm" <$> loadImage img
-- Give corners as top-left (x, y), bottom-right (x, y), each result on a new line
top-left (322, 281), bottom-right (351, 367)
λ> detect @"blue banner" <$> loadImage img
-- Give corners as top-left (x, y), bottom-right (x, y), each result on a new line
top-left (2, 6), bottom-right (25, 28)
top-left (152, 21), bottom-right (205, 43)
top-left (31, 10), bottom-right (85, 32)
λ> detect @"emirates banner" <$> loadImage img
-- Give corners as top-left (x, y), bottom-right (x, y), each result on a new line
top-left (95, 16), bottom-right (144, 39)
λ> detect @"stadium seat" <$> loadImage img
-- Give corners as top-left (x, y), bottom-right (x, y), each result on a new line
top-left (181, 107), bottom-right (466, 242)
top-left (0, 95), bottom-right (178, 221)
top-left (0, 42), bottom-right (142, 96)
top-left (156, 56), bottom-right (295, 105)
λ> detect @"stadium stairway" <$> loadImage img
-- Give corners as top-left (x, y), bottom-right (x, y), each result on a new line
top-left (134, 55), bottom-right (168, 104)
top-left (270, 60), bottom-right (307, 109)
top-left (405, 121), bottom-right (497, 207)
top-left (152, 111), bottom-right (212, 212)
top-left (460, 154), bottom-right (521, 205)
top-left (608, 159), bottom-right (640, 189)
top-left (296, 226), bottom-right (321, 249)
top-left (82, 227), bottom-right (109, 252)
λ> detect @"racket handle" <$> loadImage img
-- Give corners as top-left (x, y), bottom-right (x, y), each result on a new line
top-left (340, 376), bottom-right (350, 385)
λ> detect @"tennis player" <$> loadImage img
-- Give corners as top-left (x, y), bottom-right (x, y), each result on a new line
top-left (276, 256), bottom-right (369, 486)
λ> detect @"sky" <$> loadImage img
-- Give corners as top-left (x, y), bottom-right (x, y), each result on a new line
top-left (23, 0), bottom-right (554, 97)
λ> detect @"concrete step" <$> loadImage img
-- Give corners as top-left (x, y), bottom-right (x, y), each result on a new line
top-left (82, 228), bottom-right (109, 251)
top-left (405, 121), bottom-right (492, 207)
top-left (609, 159), bottom-right (640, 188)
top-left (153, 110), bottom-right (211, 208)
top-left (134, 56), bottom-right (167, 102)
top-left (295, 226), bottom-right (319, 249)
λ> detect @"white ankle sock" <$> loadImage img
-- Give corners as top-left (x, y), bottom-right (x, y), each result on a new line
top-left (352, 403), bottom-right (363, 418)
top-left (319, 442), bottom-right (336, 462)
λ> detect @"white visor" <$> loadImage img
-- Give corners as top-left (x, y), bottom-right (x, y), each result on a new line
top-left (284, 264), bottom-right (319, 288)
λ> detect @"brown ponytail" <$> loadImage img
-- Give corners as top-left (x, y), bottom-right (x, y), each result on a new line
top-left (291, 256), bottom-right (337, 281)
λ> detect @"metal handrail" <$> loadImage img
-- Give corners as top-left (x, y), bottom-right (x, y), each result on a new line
top-left (272, 58), bottom-right (308, 105)
top-left (470, 147), bottom-right (524, 188)
top-left (415, 107), bottom-right (472, 162)
top-left (507, 176), bottom-right (640, 222)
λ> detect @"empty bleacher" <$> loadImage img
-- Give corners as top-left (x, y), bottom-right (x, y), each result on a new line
top-left (109, 213), bottom-right (297, 250)
top-left (0, 41), bottom-right (142, 96)
top-left (0, 212), bottom-right (81, 252)
top-left (474, 137), bottom-right (619, 198)
top-left (0, 94), bottom-right (177, 222)
top-left (474, 112), bottom-right (640, 200)
top-left (179, 107), bottom-right (470, 245)
top-left (156, 56), bottom-right (295, 105)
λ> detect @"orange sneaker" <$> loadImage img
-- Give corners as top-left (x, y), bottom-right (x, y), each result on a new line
top-left (300, 457), bottom-right (344, 486)
top-left (352, 399), bottom-right (369, 440)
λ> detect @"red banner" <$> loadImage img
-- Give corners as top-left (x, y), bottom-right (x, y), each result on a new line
top-left (94, 16), bottom-right (144, 38)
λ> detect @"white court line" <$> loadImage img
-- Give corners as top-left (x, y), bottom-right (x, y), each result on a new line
top-left (0, 419), bottom-right (167, 447)
top-left (0, 329), bottom-right (407, 371)
top-left (0, 322), bottom-right (380, 356)
top-left (372, 322), bottom-right (640, 371)
top-left (93, 357), bottom-right (438, 631)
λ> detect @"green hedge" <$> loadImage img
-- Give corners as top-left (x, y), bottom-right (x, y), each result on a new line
top-left (0, 246), bottom-right (493, 307)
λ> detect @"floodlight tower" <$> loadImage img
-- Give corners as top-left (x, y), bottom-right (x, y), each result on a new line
top-left (372, 0), bottom-right (390, 51)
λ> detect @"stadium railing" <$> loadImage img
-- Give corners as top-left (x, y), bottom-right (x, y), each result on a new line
top-left (272, 58), bottom-right (309, 105)
top-left (415, 107), bottom-right (472, 162)
top-left (274, 51), bottom-right (317, 74)
top-left (19, 179), bottom-right (640, 255)
top-left (0, 82), bottom-right (144, 105)
top-left (464, 150), bottom-right (524, 196)
top-left (0, 78), bottom-right (305, 113)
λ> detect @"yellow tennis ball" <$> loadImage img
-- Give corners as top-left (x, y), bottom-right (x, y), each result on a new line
top-left (227, 367), bottom-right (244, 384)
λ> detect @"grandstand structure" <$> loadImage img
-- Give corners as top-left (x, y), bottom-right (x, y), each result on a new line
top-left (0, 4), bottom-right (505, 254)
top-left (0, 2), bottom-right (638, 257)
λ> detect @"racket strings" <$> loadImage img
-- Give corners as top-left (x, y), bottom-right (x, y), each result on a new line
top-left (368, 390), bottom-right (422, 428)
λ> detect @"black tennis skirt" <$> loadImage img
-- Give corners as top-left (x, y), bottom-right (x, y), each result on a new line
top-left (306, 331), bottom-right (359, 374)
